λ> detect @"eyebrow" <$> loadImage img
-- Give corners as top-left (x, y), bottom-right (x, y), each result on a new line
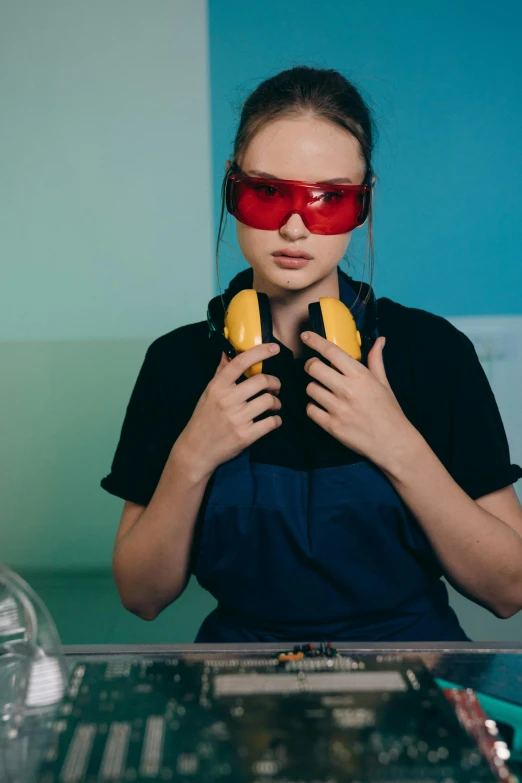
top-left (246, 169), bottom-right (354, 185)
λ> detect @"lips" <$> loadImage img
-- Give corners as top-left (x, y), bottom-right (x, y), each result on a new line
top-left (273, 255), bottom-right (309, 269)
top-left (273, 249), bottom-right (312, 260)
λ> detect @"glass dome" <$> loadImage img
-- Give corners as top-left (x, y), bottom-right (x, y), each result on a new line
top-left (0, 563), bottom-right (70, 782)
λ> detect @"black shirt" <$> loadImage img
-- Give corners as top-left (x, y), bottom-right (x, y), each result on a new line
top-left (100, 269), bottom-right (522, 509)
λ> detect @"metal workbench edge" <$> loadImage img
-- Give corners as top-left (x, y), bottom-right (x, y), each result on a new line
top-left (63, 642), bottom-right (522, 655)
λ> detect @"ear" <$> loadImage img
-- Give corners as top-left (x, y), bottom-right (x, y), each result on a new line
top-left (225, 159), bottom-right (232, 174)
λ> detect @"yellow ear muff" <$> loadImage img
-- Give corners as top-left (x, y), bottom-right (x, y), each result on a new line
top-left (224, 289), bottom-right (264, 378)
top-left (318, 297), bottom-right (362, 361)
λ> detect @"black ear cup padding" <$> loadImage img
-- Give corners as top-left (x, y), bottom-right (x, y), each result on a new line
top-left (308, 302), bottom-right (326, 339)
top-left (257, 292), bottom-right (273, 344)
top-left (207, 295), bottom-right (223, 332)
top-left (306, 302), bottom-right (327, 364)
top-left (207, 295), bottom-right (235, 359)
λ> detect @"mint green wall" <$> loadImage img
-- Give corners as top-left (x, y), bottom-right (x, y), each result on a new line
top-left (17, 569), bottom-right (216, 646)
top-left (0, 0), bottom-right (214, 341)
top-left (2, 340), bottom-right (149, 568)
top-left (0, 1), bottom-right (217, 642)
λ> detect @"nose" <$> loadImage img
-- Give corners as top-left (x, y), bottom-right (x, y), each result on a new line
top-left (279, 210), bottom-right (310, 239)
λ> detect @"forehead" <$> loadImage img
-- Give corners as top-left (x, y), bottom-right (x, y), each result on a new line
top-left (240, 116), bottom-right (366, 184)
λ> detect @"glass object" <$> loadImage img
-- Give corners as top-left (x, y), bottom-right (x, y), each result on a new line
top-left (0, 563), bottom-right (70, 782)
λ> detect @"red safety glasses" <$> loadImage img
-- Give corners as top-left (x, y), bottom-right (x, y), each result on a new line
top-left (225, 162), bottom-right (373, 235)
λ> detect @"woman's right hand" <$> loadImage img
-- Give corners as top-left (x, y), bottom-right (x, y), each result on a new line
top-left (175, 342), bottom-right (283, 480)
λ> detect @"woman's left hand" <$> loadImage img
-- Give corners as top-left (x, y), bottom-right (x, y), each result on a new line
top-left (301, 331), bottom-right (418, 471)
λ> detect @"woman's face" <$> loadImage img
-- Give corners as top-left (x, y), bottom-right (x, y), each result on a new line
top-left (227, 115), bottom-right (373, 293)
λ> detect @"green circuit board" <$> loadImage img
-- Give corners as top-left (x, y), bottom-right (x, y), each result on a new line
top-left (36, 652), bottom-right (498, 782)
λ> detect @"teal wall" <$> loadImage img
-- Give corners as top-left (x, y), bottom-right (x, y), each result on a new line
top-left (208, 0), bottom-right (522, 316)
top-left (2, 0), bottom-right (521, 644)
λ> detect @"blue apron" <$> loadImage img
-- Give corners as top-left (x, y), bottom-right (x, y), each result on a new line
top-left (194, 273), bottom-right (471, 643)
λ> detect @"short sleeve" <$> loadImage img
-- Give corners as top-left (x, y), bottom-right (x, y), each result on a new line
top-left (100, 341), bottom-right (175, 506)
top-left (447, 331), bottom-right (522, 500)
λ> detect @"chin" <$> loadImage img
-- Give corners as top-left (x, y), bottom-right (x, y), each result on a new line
top-left (250, 256), bottom-right (331, 292)
top-left (263, 266), bottom-right (313, 291)
top-left (275, 263), bottom-right (333, 290)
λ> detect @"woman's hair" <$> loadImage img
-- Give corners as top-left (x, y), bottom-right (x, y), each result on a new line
top-left (215, 65), bottom-right (379, 309)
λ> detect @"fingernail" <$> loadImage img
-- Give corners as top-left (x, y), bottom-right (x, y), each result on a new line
top-left (301, 332), bottom-right (310, 341)
top-left (269, 344), bottom-right (280, 353)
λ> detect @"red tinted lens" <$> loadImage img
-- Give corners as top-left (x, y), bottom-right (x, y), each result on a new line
top-left (226, 175), bottom-right (370, 235)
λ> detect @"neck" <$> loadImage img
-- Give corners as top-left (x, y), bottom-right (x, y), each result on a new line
top-left (252, 266), bottom-right (340, 358)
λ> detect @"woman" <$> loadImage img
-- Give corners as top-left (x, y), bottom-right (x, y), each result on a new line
top-left (101, 66), bottom-right (522, 642)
